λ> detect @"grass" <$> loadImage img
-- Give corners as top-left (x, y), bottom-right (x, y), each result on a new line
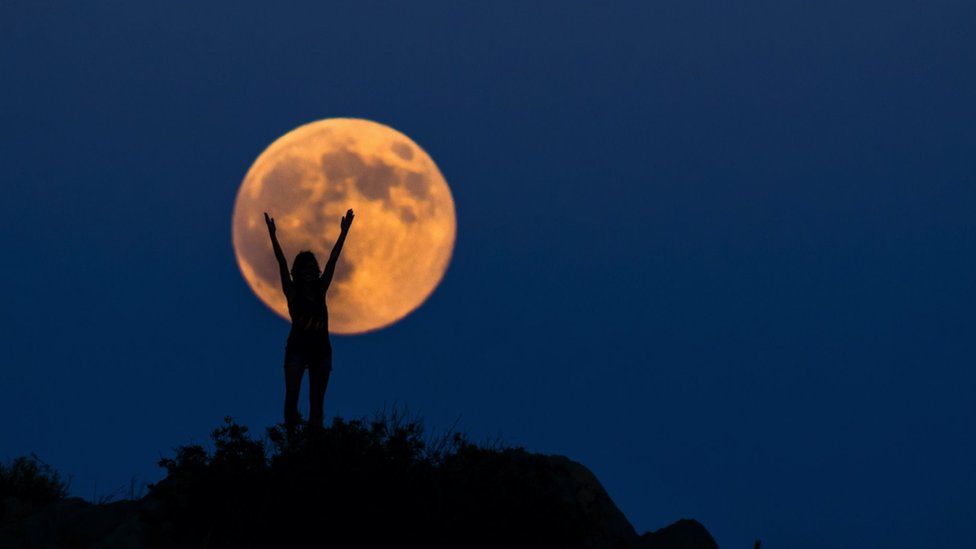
top-left (89, 476), bottom-right (149, 505)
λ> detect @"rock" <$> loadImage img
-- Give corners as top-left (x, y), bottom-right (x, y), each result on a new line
top-left (638, 518), bottom-right (719, 549)
top-left (546, 455), bottom-right (639, 549)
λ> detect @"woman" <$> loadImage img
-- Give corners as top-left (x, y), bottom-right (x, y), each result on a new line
top-left (264, 209), bottom-right (354, 429)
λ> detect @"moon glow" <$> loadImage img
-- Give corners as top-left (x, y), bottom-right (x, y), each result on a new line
top-left (232, 118), bottom-right (456, 334)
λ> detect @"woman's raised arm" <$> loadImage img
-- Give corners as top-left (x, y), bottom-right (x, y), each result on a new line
top-left (321, 209), bottom-right (354, 290)
top-left (265, 212), bottom-right (293, 299)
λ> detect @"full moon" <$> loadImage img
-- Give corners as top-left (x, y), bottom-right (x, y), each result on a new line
top-left (232, 118), bottom-right (456, 334)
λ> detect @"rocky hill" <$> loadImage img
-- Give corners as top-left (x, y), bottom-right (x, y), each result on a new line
top-left (1, 415), bottom-right (718, 548)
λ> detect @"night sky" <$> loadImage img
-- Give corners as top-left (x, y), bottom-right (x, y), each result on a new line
top-left (2, 2), bottom-right (974, 547)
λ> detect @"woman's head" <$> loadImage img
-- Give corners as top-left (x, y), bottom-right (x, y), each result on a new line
top-left (291, 250), bottom-right (320, 283)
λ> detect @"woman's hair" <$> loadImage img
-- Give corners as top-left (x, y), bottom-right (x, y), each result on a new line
top-left (291, 250), bottom-right (321, 278)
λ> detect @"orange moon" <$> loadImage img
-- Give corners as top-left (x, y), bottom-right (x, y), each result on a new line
top-left (231, 118), bottom-right (457, 334)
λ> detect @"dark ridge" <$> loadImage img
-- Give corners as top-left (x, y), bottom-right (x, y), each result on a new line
top-left (0, 413), bottom-right (719, 549)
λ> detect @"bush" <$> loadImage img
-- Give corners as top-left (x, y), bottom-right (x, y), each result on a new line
top-left (149, 411), bottom-right (583, 548)
top-left (0, 454), bottom-right (69, 518)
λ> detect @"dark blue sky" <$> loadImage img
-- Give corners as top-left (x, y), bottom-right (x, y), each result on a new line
top-left (2, 1), bottom-right (974, 547)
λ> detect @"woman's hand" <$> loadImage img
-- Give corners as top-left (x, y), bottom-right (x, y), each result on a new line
top-left (264, 212), bottom-right (277, 236)
top-left (340, 209), bottom-right (355, 232)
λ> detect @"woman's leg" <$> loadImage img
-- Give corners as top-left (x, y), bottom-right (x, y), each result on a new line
top-left (308, 347), bottom-right (333, 428)
top-left (283, 349), bottom-right (305, 429)
top-left (307, 365), bottom-right (331, 428)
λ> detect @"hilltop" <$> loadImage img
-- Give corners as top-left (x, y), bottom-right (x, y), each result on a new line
top-left (1, 413), bottom-right (718, 548)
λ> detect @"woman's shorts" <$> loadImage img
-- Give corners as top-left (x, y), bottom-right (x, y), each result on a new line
top-left (284, 344), bottom-right (333, 371)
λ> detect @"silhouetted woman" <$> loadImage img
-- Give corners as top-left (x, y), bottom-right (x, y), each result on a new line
top-left (264, 209), bottom-right (354, 429)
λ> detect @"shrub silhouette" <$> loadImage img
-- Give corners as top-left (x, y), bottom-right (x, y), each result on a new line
top-left (0, 454), bottom-right (68, 520)
top-left (151, 412), bottom-right (583, 548)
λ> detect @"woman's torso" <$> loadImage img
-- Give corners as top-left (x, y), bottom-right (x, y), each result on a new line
top-left (286, 284), bottom-right (330, 349)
